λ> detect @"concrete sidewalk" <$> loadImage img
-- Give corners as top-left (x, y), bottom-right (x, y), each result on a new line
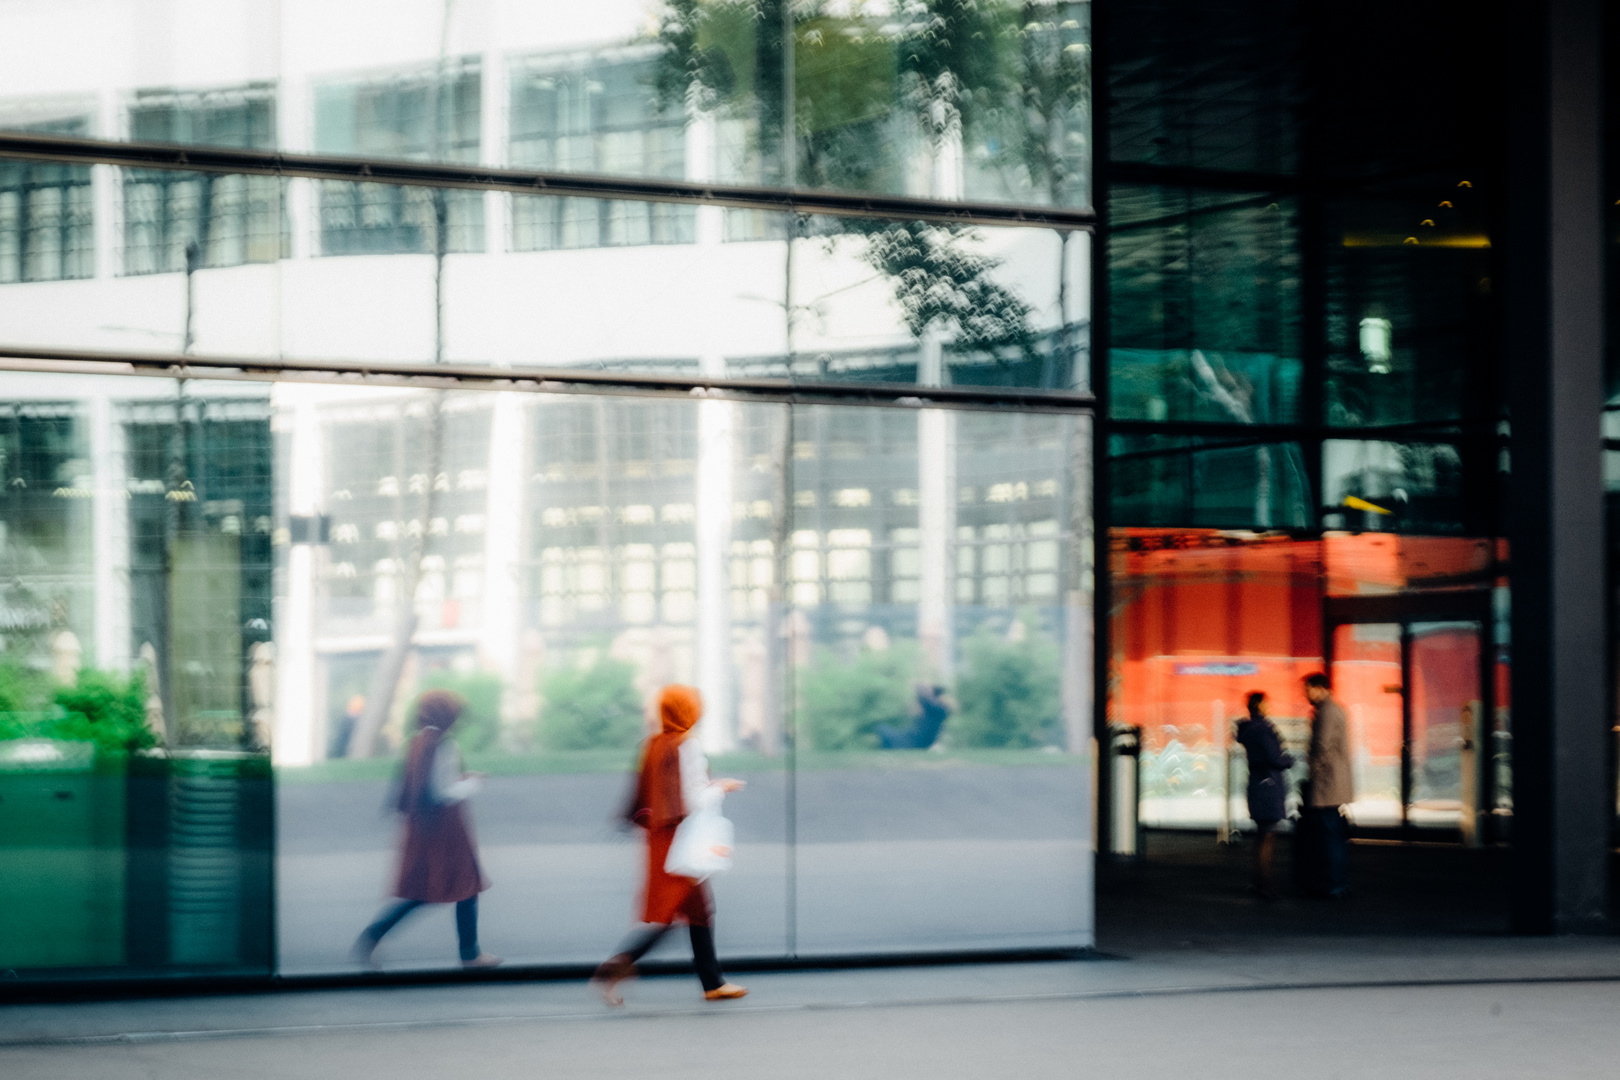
top-left (7, 942), bottom-right (1620, 1080)
top-left (5, 935), bottom-right (1620, 1047)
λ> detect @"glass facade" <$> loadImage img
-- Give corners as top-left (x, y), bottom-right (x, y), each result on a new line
top-left (1098, 1), bottom-right (1509, 857)
top-left (0, 3), bottom-right (1089, 210)
top-left (6, 0), bottom-right (1594, 971)
top-left (0, 0), bottom-right (1093, 982)
top-left (1104, 0), bottom-right (1499, 538)
top-left (0, 369), bottom-right (1092, 978)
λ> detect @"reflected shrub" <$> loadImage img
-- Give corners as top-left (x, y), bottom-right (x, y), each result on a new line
top-left (0, 664), bottom-right (158, 756)
top-left (538, 655), bottom-right (643, 751)
top-left (954, 619), bottom-right (1061, 749)
top-left (0, 659), bottom-right (47, 720)
top-left (418, 670), bottom-right (504, 753)
top-left (52, 669), bottom-right (159, 755)
top-left (801, 642), bottom-right (920, 751)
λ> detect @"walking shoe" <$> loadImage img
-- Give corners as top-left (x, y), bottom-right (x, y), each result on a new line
top-left (462, 953), bottom-right (503, 969)
top-left (592, 955), bottom-right (635, 1007)
top-left (704, 983), bottom-right (748, 1001)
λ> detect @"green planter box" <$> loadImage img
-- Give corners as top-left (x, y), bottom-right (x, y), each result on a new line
top-left (125, 750), bottom-right (273, 973)
top-left (0, 740), bottom-right (127, 971)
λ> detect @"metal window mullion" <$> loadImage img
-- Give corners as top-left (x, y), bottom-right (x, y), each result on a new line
top-left (0, 132), bottom-right (1096, 233)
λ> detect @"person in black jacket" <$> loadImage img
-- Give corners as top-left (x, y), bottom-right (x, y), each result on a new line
top-left (1235, 691), bottom-right (1295, 900)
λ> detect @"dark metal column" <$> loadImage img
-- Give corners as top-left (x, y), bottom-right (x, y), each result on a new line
top-left (1502, 0), bottom-right (1608, 933)
top-left (1091, 0), bottom-right (1117, 859)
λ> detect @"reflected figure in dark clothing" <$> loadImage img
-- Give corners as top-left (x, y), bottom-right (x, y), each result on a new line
top-left (878, 684), bottom-right (953, 749)
top-left (1302, 672), bottom-right (1353, 897)
top-left (1235, 691), bottom-right (1294, 900)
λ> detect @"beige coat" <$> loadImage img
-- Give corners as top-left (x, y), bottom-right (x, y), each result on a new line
top-left (1307, 698), bottom-right (1354, 808)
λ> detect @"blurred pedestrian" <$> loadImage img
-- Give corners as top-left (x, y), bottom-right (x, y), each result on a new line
top-left (1302, 672), bottom-right (1353, 898)
top-left (331, 693), bottom-right (364, 759)
top-left (593, 684), bottom-right (747, 1005)
top-left (352, 689), bottom-right (501, 969)
top-left (1235, 691), bottom-right (1294, 900)
top-left (878, 683), bottom-right (953, 749)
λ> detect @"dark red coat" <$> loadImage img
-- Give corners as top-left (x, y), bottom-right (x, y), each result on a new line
top-left (392, 728), bottom-right (487, 904)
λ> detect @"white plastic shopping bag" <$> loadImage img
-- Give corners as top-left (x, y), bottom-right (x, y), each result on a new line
top-left (664, 786), bottom-right (734, 881)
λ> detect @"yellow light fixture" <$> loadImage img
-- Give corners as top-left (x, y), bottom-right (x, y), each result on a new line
top-left (1343, 495), bottom-right (1393, 515)
top-left (1438, 200), bottom-right (1453, 208)
top-left (1458, 180), bottom-right (1472, 188)
top-left (1343, 233), bottom-right (1490, 249)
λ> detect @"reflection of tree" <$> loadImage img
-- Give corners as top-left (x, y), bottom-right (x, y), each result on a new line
top-left (347, 0), bottom-right (456, 757)
top-left (993, 7), bottom-right (1089, 379)
top-left (653, 0), bottom-right (1054, 360)
top-left (990, 7), bottom-right (1089, 207)
top-left (839, 218), bottom-right (1033, 352)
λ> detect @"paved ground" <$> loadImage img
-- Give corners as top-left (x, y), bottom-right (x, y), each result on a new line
top-left (18, 782), bottom-right (1620, 1077)
top-left (7, 941), bottom-right (1620, 1078)
top-left (1095, 828), bottom-right (1517, 953)
top-left (10, 822), bottom-right (1620, 1078)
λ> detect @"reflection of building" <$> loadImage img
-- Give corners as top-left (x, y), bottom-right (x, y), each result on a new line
top-left (0, 1), bottom-right (1099, 983)
top-left (0, 386), bottom-right (272, 746)
top-left (0, 4), bottom-right (1091, 769)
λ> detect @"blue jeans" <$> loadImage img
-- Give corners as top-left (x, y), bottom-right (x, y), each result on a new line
top-left (361, 896), bottom-right (480, 962)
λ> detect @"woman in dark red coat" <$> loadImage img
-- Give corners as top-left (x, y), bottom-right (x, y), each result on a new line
top-left (592, 684), bottom-right (747, 1004)
top-left (352, 690), bottom-right (500, 969)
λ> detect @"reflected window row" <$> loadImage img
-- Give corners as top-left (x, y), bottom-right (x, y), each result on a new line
top-left (0, 1), bottom-right (1092, 280)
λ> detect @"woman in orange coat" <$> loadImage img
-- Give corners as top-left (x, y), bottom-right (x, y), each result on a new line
top-left (592, 684), bottom-right (747, 1004)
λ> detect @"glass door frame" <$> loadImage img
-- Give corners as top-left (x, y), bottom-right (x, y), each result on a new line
top-left (1323, 590), bottom-right (1496, 843)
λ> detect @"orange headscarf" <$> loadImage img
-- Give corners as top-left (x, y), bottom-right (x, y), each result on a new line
top-left (659, 684), bottom-right (703, 736)
top-left (628, 685), bottom-right (703, 828)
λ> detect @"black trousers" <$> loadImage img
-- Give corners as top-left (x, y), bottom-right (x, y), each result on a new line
top-left (1295, 806), bottom-right (1350, 896)
top-left (362, 896), bottom-right (480, 962)
top-left (614, 922), bottom-right (725, 992)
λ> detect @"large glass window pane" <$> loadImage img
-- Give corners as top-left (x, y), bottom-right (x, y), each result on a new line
top-left (1113, 530), bottom-right (1319, 831)
top-left (1321, 439), bottom-right (1467, 534)
top-left (1107, 1), bottom-right (1302, 176)
top-left (1110, 437), bottom-right (1312, 530)
top-left (273, 388), bottom-right (791, 973)
top-left (776, 214), bottom-right (1088, 391)
top-left (1109, 189), bottom-right (1301, 423)
top-left (789, 405), bottom-right (1092, 954)
top-left (0, 179), bottom-right (1083, 395)
top-left (0, 3), bottom-right (1091, 207)
top-left (1113, 530), bottom-right (1503, 835)
top-left (1323, 177), bottom-right (1493, 427)
top-left (0, 371), bottom-right (274, 978)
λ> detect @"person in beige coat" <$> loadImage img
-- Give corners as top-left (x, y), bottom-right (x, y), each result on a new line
top-left (1303, 673), bottom-right (1352, 896)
